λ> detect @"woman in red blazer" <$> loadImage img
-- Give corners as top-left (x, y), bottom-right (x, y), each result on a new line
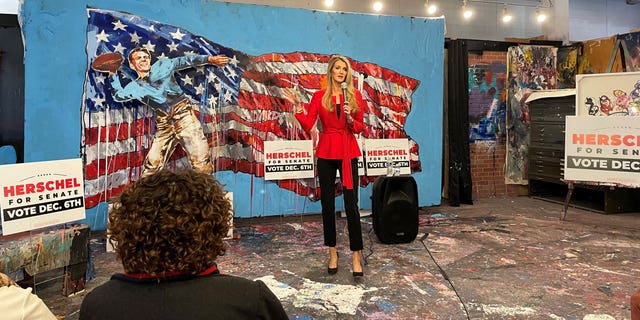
top-left (284, 55), bottom-right (365, 277)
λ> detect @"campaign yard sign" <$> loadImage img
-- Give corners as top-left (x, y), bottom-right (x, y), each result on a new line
top-left (0, 158), bottom-right (86, 235)
top-left (364, 139), bottom-right (411, 176)
top-left (564, 116), bottom-right (640, 187)
top-left (264, 140), bottom-right (315, 180)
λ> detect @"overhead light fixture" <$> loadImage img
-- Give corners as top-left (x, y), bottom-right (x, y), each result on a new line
top-left (535, 9), bottom-right (547, 23)
top-left (501, 6), bottom-right (512, 23)
top-left (373, 1), bottom-right (383, 12)
top-left (462, 1), bottom-right (473, 20)
top-left (324, 0), bottom-right (334, 8)
top-left (425, 0), bottom-right (438, 15)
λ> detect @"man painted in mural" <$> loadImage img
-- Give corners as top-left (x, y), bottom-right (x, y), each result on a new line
top-left (95, 48), bottom-right (230, 177)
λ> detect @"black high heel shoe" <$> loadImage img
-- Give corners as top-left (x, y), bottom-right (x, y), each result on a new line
top-left (328, 252), bottom-right (339, 274)
top-left (352, 251), bottom-right (363, 277)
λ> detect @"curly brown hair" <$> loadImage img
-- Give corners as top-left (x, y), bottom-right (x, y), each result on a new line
top-left (108, 169), bottom-right (231, 275)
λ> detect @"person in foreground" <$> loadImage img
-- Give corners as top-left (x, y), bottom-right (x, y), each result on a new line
top-left (632, 289), bottom-right (640, 320)
top-left (79, 169), bottom-right (288, 320)
top-left (0, 272), bottom-right (57, 320)
top-left (283, 55), bottom-right (366, 277)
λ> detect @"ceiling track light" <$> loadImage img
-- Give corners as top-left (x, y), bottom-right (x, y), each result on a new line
top-left (467, 0), bottom-right (553, 8)
top-left (425, 0), bottom-right (438, 15)
top-left (463, 1), bottom-right (551, 24)
top-left (535, 9), bottom-right (547, 23)
top-left (501, 6), bottom-right (512, 23)
top-left (323, 0), bottom-right (334, 8)
top-left (462, 0), bottom-right (473, 19)
top-left (373, 1), bottom-right (383, 12)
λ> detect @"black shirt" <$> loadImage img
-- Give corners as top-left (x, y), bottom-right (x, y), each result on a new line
top-left (79, 270), bottom-right (288, 320)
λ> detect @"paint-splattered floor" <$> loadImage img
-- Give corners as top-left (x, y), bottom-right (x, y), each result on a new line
top-left (31, 197), bottom-right (640, 319)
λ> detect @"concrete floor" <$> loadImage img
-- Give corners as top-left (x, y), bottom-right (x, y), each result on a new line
top-left (31, 196), bottom-right (640, 319)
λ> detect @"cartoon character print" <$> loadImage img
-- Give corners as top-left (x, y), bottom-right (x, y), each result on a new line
top-left (631, 80), bottom-right (640, 100)
top-left (585, 97), bottom-right (599, 116)
top-left (612, 89), bottom-right (630, 115)
top-left (599, 95), bottom-right (612, 115)
top-left (585, 80), bottom-right (640, 116)
top-left (630, 80), bottom-right (640, 115)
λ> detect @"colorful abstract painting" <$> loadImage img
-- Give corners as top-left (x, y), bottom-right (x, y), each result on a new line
top-left (82, 9), bottom-right (422, 208)
top-left (505, 45), bottom-right (557, 184)
top-left (557, 46), bottom-right (579, 89)
top-left (468, 62), bottom-right (507, 142)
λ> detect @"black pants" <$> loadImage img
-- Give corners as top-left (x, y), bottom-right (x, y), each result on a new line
top-left (317, 158), bottom-right (363, 251)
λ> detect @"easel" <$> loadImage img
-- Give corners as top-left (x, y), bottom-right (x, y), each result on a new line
top-left (560, 180), bottom-right (622, 221)
top-left (605, 38), bottom-right (638, 73)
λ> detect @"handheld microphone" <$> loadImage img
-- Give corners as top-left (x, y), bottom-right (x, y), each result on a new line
top-left (341, 82), bottom-right (348, 115)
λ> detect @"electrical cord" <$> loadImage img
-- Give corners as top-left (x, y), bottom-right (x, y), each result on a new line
top-left (419, 232), bottom-right (471, 320)
top-left (360, 212), bottom-right (468, 318)
top-left (362, 218), bottom-right (375, 265)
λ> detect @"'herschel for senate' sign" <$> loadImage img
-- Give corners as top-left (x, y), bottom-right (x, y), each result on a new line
top-left (0, 158), bottom-right (86, 235)
top-left (564, 116), bottom-right (640, 187)
top-left (264, 140), bottom-right (315, 180)
top-left (364, 139), bottom-right (411, 176)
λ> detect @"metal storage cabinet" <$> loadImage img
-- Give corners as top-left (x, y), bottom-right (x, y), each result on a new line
top-left (527, 90), bottom-right (640, 213)
top-left (527, 91), bottom-right (575, 185)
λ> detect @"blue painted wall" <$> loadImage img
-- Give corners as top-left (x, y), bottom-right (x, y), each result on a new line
top-left (20, 0), bottom-right (444, 229)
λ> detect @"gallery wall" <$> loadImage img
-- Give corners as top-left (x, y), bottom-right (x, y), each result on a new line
top-left (19, 0), bottom-right (444, 228)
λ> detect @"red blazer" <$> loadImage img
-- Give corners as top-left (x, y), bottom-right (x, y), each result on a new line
top-left (295, 89), bottom-right (365, 189)
top-left (295, 89), bottom-right (365, 159)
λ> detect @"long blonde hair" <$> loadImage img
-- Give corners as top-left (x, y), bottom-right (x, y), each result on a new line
top-left (322, 55), bottom-right (359, 113)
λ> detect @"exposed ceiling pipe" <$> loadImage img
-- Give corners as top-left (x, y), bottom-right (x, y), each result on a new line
top-left (468, 0), bottom-right (553, 8)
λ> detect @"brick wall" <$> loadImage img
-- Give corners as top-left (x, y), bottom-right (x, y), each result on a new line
top-left (468, 51), bottom-right (523, 199)
top-left (469, 141), bottom-right (522, 199)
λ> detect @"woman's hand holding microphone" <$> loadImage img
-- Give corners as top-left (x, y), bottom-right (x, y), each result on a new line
top-left (343, 101), bottom-right (354, 125)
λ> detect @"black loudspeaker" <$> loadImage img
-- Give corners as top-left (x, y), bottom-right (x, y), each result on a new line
top-left (371, 175), bottom-right (419, 244)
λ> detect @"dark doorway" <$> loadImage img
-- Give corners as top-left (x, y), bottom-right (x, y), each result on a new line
top-left (0, 13), bottom-right (24, 163)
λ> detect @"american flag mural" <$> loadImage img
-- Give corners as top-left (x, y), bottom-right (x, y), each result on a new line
top-left (83, 8), bottom-right (421, 209)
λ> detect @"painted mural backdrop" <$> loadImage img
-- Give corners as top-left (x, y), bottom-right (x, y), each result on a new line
top-left (82, 9), bottom-right (421, 208)
top-left (468, 62), bottom-right (507, 142)
top-left (506, 45), bottom-right (557, 184)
